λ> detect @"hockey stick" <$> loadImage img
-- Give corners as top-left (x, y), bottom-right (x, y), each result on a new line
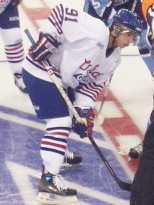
top-left (88, 131), bottom-right (131, 191)
top-left (24, 28), bottom-right (131, 191)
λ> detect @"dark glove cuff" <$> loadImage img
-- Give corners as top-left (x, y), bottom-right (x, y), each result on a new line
top-left (11, 0), bottom-right (22, 6)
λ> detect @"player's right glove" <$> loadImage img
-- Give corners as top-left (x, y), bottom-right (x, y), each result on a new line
top-left (29, 32), bottom-right (61, 63)
top-left (72, 107), bottom-right (96, 138)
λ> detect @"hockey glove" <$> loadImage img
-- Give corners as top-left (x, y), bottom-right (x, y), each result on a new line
top-left (11, 0), bottom-right (22, 6)
top-left (29, 32), bottom-right (60, 63)
top-left (72, 107), bottom-right (96, 138)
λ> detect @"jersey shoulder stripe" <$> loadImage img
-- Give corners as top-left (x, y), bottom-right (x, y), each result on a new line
top-left (48, 4), bottom-right (64, 35)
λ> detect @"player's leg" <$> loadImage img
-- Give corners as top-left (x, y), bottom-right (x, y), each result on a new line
top-left (39, 119), bottom-right (77, 204)
top-left (22, 69), bottom-right (77, 204)
top-left (129, 27), bottom-right (154, 160)
top-left (63, 87), bottom-right (82, 167)
top-left (130, 109), bottom-right (154, 205)
top-left (0, 4), bottom-right (26, 93)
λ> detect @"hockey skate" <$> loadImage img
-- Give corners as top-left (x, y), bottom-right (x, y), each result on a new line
top-left (63, 150), bottom-right (82, 167)
top-left (128, 143), bottom-right (143, 159)
top-left (14, 73), bottom-right (27, 93)
top-left (37, 172), bottom-right (77, 205)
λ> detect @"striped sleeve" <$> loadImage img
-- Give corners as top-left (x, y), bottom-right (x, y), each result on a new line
top-left (48, 4), bottom-right (64, 35)
top-left (76, 82), bottom-right (104, 102)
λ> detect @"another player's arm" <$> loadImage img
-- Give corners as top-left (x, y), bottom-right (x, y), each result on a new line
top-left (0, 0), bottom-right (22, 14)
top-left (147, 4), bottom-right (154, 47)
top-left (0, 0), bottom-right (11, 14)
top-left (142, 1), bottom-right (154, 49)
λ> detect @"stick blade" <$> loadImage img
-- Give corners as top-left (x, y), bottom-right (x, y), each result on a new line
top-left (118, 180), bottom-right (132, 191)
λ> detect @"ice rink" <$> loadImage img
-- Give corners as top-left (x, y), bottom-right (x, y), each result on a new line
top-left (0, 0), bottom-right (154, 205)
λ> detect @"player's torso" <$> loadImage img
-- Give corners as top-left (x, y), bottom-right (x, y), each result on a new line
top-left (24, 6), bottom-right (121, 88)
top-left (52, 14), bottom-right (121, 87)
top-left (57, 39), bottom-right (121, 88)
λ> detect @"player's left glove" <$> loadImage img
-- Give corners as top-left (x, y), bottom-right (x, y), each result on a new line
top-left (11, 0), bottom-right (22, 6)
top-left (29, 32), bottom-right (60, 63)
top-left (72, 107), bottom-right (96, 138)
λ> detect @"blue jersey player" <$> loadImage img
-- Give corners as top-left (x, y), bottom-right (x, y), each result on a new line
top-left (83, 0), bottom-right (115, 24)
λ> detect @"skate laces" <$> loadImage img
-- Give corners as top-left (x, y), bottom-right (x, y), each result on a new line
top-left (133, 143), bottom-right (143, 153)
top-left (65, 150), bottom-right (74, 160)
top-left (52, 175), bottom-right (68, 191)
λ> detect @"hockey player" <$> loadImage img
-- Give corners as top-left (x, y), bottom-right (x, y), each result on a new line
top-left (0, 0), bottom-right (26, 93)
top-left (129, 0), bottom-right (154, 159)
top-left (22, 4), bottom-right (143, 204)
top-left (130, 107), bottom-right (154, 204)
top-left (129, 7), bottom-right (154, 203)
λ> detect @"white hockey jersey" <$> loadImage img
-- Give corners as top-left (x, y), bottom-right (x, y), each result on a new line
top-left (0, 0), bottom-right (11, 14)
top-left (24, 3), bottom-right (121, 107)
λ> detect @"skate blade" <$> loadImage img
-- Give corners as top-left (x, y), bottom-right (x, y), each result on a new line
top-left (62, 162), bottom-right (82, 168)
top-left (60, 165), bottom-right (82, 174)
top-left (37, 192), bottom-right (77, 205)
